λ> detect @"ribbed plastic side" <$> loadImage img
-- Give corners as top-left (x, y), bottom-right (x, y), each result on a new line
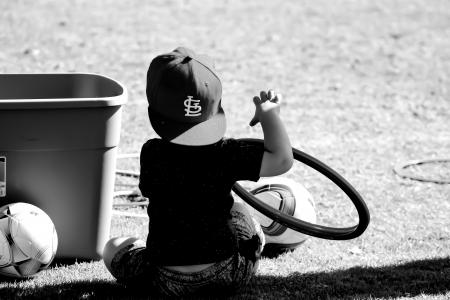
top-left (0, 73), bottom-right (127, 259)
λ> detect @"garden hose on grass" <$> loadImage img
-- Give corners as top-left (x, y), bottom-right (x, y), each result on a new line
top-left (393, 158), bottom-right (450, 184)
top-left (113, 153), bottom-right (148, 218)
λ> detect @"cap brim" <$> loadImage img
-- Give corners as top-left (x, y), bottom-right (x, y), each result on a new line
top-left (149, 107), bottom-right (226, 146)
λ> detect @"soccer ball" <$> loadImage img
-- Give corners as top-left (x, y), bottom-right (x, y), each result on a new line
top-left (248, 177), bottom-right (316, 257)
top-left (0, 202), bottom-right (58, 278)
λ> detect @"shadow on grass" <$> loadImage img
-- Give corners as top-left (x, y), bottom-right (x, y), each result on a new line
top-left (246, 256), bottom-right (450, 299)
top-left (0, 257), bottom-right (448, 299)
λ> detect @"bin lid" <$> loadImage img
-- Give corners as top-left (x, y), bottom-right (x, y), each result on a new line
top-left (0, 73), bottom-right (127, 109)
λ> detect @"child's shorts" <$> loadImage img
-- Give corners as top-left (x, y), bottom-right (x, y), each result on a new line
top-left (109, 202), bottom-right (265, 297)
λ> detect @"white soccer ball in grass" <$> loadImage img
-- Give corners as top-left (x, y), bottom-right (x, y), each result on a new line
top-left (248, 177), bottom-right (317, 257)
top-left (0, 202), bottom-right (58, 278)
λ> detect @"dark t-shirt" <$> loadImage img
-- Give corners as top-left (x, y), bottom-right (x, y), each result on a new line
top-left (139, 137), bottom-right (265, 265)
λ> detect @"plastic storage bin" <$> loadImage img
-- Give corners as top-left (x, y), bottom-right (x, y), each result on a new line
top-left (0, 73), bottom-right (127, 259)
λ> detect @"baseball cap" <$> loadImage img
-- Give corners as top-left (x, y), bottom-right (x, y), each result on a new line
top-left (146, 47), bottom-right (226, 145)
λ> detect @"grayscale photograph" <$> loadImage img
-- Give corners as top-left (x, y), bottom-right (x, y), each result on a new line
top-left (0, 0), bottom-right (449, 299)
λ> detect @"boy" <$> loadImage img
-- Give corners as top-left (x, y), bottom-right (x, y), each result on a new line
top-left (103, 47), bottom-right (293, 297)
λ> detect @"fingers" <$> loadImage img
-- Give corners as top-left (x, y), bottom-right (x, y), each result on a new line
top-left (255, 90), bottom-right (281, 104)
top-left (266, 89), bottom-right (281, 104)
top-left (251, 96), bottom-right (260, 126)
top-left (272, 92), bottom-right (282, 104)
top-left (268, 89), bottom-right (275, 100)
top-left (260, 91), bottom-right (269, 102)
top-left (253, 96), bottom-right (262, 105)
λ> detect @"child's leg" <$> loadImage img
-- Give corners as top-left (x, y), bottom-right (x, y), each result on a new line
top-left (230, 201), bottom-right (265, 254)
top-left (103, 237), bottom-right (150, 285)
top-left (103, 237), bottom-right (140, 273)
top-left (228, 201), bottom-right (265, 286)
top-left (148, 204), bottom-right (265, 297)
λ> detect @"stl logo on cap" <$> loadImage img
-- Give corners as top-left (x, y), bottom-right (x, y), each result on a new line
top-left (184, 96), bottom-right (202, 117)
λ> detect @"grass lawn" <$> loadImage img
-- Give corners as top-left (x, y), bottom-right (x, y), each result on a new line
top-left (1, 0), bottom-right (449, 299)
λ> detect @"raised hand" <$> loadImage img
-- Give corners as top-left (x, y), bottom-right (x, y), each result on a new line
top-left (249, 89), bottom-right (282, 127)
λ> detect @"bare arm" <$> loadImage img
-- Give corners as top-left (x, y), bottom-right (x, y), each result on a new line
top-left (250, 90), bottom-right (293, 177)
